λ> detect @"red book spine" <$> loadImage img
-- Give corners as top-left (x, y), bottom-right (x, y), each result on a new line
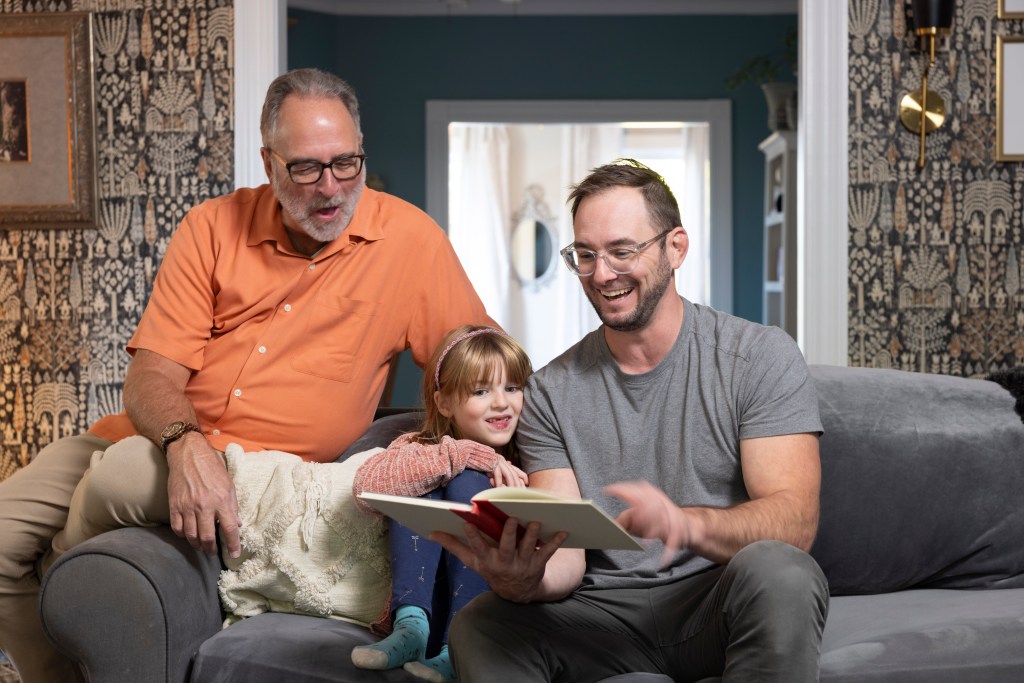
top-left (452, 502), bottom-right (507, 542)
top-left (470, 500), bottom-right (527, 544)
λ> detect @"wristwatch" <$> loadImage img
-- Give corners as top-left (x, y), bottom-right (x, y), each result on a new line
top-left (160, 420), bottom-right (202, 452)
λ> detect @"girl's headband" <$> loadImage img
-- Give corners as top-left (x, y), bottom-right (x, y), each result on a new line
top-left (434, 328), bottom-right (507, 390)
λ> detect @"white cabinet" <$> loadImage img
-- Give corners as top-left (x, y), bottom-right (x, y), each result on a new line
top-left (759, 131), bottom-right (797, 338)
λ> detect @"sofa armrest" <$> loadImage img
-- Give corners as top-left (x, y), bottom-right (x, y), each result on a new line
top-left (40, 525), bottom-right (223, 683)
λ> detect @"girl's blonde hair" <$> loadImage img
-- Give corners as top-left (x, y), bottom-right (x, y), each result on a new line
top-left (417, 325), bottom-right (533, 461)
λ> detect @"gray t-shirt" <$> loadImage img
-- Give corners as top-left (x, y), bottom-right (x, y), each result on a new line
top-left (517, 298), bottom-right (822, 589)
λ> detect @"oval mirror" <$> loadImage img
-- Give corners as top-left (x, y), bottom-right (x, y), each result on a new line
top-left (510, 184), bottom-right (556, 286)
top-left (511, 217), bottom-right (554, 283)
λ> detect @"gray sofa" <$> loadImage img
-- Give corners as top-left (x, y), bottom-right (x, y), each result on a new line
top-left (38, 365), bottom-right (1024, 682)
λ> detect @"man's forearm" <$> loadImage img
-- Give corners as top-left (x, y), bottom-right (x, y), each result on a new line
top-left (684, 492), bottom-right (819, 563)
top-left (528, 547), bottom-right (586, 602)
top-left (123, 349), bottom-right (202, 446)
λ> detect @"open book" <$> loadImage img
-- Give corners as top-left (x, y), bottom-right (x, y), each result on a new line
top-left (357, 487), bottom-right (643, 551)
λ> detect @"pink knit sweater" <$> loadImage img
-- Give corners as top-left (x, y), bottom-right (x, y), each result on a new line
top-left (352, 432), bottom-right (500, 513)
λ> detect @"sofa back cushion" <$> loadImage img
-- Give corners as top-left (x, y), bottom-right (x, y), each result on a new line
top-left (809, 365), bottom-right (1024, 595)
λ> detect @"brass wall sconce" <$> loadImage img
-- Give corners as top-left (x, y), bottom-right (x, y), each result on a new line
top-left (899, 0), bottom-right (956, 168)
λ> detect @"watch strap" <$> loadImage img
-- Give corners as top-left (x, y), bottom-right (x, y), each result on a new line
top-left (160, 421), bottom-right (201, 452)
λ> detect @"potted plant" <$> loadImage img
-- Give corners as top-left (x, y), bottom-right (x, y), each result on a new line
top-left (726, 25), bottom-right (798, 131)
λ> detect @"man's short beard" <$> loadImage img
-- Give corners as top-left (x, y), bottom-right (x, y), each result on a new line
top-left (588, 253), bottom-right (674, 333)
top-left (272, 171), bottom-right (365, 244)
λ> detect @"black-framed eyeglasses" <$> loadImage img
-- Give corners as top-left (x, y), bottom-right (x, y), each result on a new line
top-left (560, 228), bottom-right (675, 276)
top-left (267, 148), bottom-right (366, 184)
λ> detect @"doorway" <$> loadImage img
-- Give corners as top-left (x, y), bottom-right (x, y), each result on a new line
top-left (425, 100), bottom-right (732, 366)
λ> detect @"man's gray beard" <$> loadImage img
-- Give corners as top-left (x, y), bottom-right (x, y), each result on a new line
top-left (272, 173), bottom-right (365, 244)
top-left (587, 254), bottom-right (674, 333)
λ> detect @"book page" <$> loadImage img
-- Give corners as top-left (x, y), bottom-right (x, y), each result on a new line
top-left (474, 487), bottom-right (566, 502)
top-left (356, 492), bottom-right (481, 542)
top-left (484, 498), bottom-right (643, 551)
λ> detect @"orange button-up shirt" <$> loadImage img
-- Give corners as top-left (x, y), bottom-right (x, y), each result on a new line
top-left (89, 185), bottom-right (492, 462)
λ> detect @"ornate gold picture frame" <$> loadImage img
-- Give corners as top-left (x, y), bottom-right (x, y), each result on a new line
top-left (998, 0), bottom-right (1024, 19)
top-left (0, 12), bottom-right (97, 230)
top-left (996, 35), bottom-right (1024, 162)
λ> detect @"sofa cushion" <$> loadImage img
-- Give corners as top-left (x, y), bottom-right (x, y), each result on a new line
top-left (809, 365), bottom-right (1024, 594)
top-left (191, 612), bottom-right (419, 682)
top-left (820, 588), bottom-right (1024, 681)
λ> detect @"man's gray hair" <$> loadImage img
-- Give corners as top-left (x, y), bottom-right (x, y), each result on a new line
top-left (260, 68), bottom-right (361, 145)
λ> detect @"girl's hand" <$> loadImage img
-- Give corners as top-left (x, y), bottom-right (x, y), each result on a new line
top-left (490, 459), bottom-right (529, 488)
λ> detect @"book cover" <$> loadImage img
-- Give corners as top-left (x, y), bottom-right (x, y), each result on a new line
top-left (357, 488), bottom-right (643, 551)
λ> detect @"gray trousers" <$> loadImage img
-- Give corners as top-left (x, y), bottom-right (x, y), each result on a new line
top-left (449, 541), bottom-right (829, 683)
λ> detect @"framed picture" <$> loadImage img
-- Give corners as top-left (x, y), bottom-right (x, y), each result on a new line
top-left (0, 12), bottom-right (97, 230)
top-left (998, 0), bottom-right (1024, 19)
top-left (997, 36), bottom-right (1024, 162)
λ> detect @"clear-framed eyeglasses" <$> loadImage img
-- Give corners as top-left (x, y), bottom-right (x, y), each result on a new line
top-left (267, 148), bottom-right (366, 184)
top-left (559, 228), bottom-right (675, 276)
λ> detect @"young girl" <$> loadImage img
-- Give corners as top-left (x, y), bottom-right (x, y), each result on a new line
top-left (351, 325), bottom-right (533, 682)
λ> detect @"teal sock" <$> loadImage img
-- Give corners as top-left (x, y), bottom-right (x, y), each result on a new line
top-left (403, 644), bottom-right (455, 683)
top-left (351, 605), bottom-right (429, 670)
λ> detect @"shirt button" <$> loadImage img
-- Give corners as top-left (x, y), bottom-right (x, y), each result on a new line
top-left (212, 429), bottom-right (221, 436)
top-left (258, 346), bottom-right (267, 354)
top-left (233, 389), bottom-right (242, 397)
top-left (283, 304), bottom-right (292, 312)
top-left (308, 263), bottom-right (316, 271)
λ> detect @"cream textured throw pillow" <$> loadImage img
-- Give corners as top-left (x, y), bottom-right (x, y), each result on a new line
top-left (218, 445), bottom-right (390, 628)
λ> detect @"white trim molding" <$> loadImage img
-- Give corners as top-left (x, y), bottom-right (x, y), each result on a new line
top-left (797, 0), bottom-right (848, 366)
top-left (425, 99), bottom-right (733, 313)
top-left (289, 0), bottom-right (798, 17)
top-left (234, 0), bottom-right (288, 190)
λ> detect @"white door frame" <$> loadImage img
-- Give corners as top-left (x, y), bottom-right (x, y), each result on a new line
top-left (425, 99), bottom-right (733, 313)
top-left (233, 0), bottom-right (287, 190)
top-left (798, 0), bottom-right (848, 365)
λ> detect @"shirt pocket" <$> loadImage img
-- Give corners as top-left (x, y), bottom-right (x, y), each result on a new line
top-left (292, 295), bottom-right (379, 383)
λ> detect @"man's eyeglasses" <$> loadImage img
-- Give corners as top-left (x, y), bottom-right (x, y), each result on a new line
top-left (560, 228), bottom-right (675, 276)
top-left (267, 148), bottom-right (366, 185)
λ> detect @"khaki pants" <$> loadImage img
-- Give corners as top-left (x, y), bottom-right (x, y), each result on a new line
top-left (0, 434), bottom-right (170, 683)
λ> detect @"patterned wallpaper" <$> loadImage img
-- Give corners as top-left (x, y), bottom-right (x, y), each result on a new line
top-left (848, 0), bottom-right (1024, 375)
top-left (0, 0), bottom-right (233, 481)
top-left (2, 1), bottom-right (1021, 479)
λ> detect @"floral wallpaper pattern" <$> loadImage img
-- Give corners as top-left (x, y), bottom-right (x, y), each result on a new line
top-left (849, 0), bottom-right (1024, 375)
top-left (2, 1), bottom-right (1021, 480)
top-left (0, 0), bottom-right (233, 481)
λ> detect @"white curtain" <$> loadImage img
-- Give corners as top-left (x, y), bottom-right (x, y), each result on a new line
top-left (448, 125), bottom-right (512, 324)
top-left (538, 125), bottom-right (620, 364)
top-left (674, 124), bottom-right (709, 306)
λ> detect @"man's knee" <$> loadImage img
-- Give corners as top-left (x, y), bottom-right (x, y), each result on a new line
top-left (83, 435), bottom-right (165, 508)
top-left (727, 540), bottom-right (829, 623)
top-left (450, 591), bottom-right (503, 646)
top-left (64, 435), bottom-right (169, 543)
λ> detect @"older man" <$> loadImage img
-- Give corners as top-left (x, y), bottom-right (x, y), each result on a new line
top-left (0, 68), bottom-right (491, 683)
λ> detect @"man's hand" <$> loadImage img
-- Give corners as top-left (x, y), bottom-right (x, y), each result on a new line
top-left (431, 518), bottom-right (567, 603)
top-left (165, 432), bottom-right (241, 558)
top-left (606, 480), bottom-right (694, 567)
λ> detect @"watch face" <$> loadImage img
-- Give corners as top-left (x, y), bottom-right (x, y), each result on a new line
top-left (161, 420), bottom-right (187, 439)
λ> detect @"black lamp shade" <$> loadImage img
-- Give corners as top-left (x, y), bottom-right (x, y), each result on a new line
top-left (911, 0), bottom-right (955, 31)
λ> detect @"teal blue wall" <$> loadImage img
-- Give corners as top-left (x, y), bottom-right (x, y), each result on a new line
top-left (287, 11), bottom-right (797, 405)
